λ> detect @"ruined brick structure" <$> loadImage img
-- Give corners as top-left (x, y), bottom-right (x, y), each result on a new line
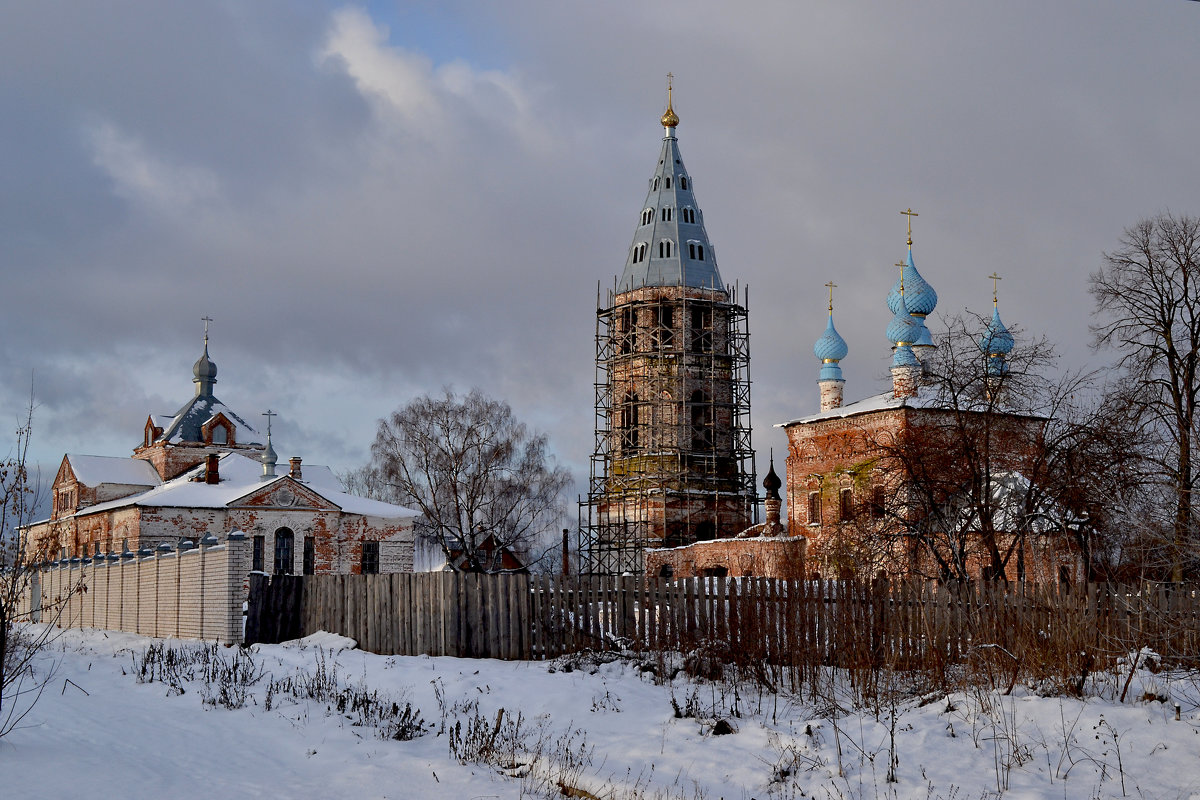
top-left (26, 333), bottom-right (417, 575)
top-left (581, 86), bottom-right (757, 574)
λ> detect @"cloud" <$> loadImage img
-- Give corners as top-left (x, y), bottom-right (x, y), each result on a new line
top-left (86, 120), bottom-right (220, 212)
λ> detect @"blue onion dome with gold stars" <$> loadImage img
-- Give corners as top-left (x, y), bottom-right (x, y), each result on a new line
top-left (814, 313), bottom-right (849, 381)
top-left (887, 249), bottom-right (938, 317)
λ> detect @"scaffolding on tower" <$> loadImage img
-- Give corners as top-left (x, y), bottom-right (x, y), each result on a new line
top-left (578, 280), bottom-right (758, 575)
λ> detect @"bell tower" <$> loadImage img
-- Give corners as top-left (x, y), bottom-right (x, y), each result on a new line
top-left (581, 80), bottom-right (757, 574)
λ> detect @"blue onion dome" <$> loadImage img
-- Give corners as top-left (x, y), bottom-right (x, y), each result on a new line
top-left (986, 354), bottom-right (1010, 377)
top-left (980, 307), bottom-right (1015, 355)
top-left (886, 292), bottom-right (921, 346)
top-left (912, 316), bottom-right (934, 348)
top-left (814, 314), bottom-right (849, 363)
top-left (892, 343), bottom-right (919, 368)
top-left (887, 250), bottom-right (938, 317)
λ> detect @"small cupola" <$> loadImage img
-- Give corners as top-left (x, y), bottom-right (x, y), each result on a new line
top-left (814, 281), bottom-right (849, 411)
top-left (193, 316), bottom-right (218, 398)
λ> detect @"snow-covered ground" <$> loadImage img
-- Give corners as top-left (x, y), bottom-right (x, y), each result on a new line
top-left (2, 625), bottom-right (1199, 799)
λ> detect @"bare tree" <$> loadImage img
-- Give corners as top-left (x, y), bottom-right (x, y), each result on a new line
top-left (1, 395), bottom-right (76, 737)
top-left (863, 314), bottom-right (1137, 583)
top-left (367, 389), bottom-right (571, 572)
top-left (1091, 213), bottom-right (1200, 581)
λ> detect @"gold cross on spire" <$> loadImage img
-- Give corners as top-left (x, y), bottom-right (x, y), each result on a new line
top-left (201, 315), bottom-right (213, 344)
top-left (901, 207), bottom-right (919, 247)
top-left (988, 272), bottom-right (1002, 307)
top-left (825, 281), bottom-right (837, 313)
top-left (660, 73), bottom-right (679, 128)
top-left (895, 261), bottom-right (907, 294)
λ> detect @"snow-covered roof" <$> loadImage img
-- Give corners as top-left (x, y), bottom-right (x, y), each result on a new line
top-left (776, 391), bottom-right (938, 427)
top-left (76, 452), bottom-right (419, 520)
top-left (65, 454), bottom-right (162, 488)
top-left (156, 395), bottom-right (261, 446)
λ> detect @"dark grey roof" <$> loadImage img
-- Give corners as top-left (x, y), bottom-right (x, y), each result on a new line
top-left (616, 127), bottom-right (724, 294)
top-left (157, 394), bottom-right (260, 445)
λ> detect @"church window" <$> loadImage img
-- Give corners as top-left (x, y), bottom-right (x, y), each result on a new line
top-left (660, 207), bottom-right (673, 222)
top-left (694, 520), bottom-right (716, 541)
top-left (361, 541), bottom-right (380, 574)
top-left (681, 207), bottom-right (696, 224)
top-left (274, 528), bottom-right (294, 575)
top-left (691, 306), bottom-right (713, 352)
top-left (641, 208), bottom-right (654, 225)
top-left (632, 243), bottom-right (647, 264)
top-left (303, 536), bottom-right (315, 575)
top-left (871, 485), bottom-right (886, 518)
top-left (807, 492), bottom-right (821, 525)
top-left (620, 393), bottom-right (640, 450)
top-left (145, 427), bottom-right (153, 447)
top-left (652, 304), bottom-right (674, 350)
top-left (665, 177), bottom-right (672, 189)
top-left (839, 488), bottom-right (854, 521)
top-left (619, 307), bottom-right (635, 354)
top-left (687, 241), bottom-right (705, 261)
top-left (690, 390), bottom-right (713, 451)
top-left (697, 245), bottom-right (704, 261)
top-left (212, 425), bottom-right (227, 445)
top-left (252, 536), bottom-right (265, 572)
top-left (680, 176), bottom-right (689, 190)
top-left (653, 177), bottom-right (659, 190)
top-left (658, 240), bottom-right (673, 258)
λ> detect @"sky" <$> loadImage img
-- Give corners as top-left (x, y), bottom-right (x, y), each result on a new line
top-left (2, 1), bottom-right (1199, 511)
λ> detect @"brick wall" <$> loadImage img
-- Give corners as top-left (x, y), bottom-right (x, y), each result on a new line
top-left (18, 534), bottom-right (251, 643)
top-left (645, 536), bottom-right (806, 579)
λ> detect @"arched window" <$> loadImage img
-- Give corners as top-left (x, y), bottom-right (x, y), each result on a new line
top-left (697, 245), bottom-right (704, 261)
top-left (680, 176), bottom-right (689, 190)
top-left (653, 177), bottom-right (659, 190)
top-left (273, 528), bottom-right (294, 575)
top-left (632, 243), bottom-right (647, 263)
top-left (665, 177), bottom-right (672, 189)
top-left (690, 389), bottom-right (713, 451)
top-left (641, 208), bottom-right (654, 225)
top-left (620, 393), bottom-right (640, 450)
top-left (658, 240), bottom-right (673, 258)
top-left (691, 306), bottom-right (713, 352)
top-left (681, 207), bottom-right (696, 224)
top-left (660, 207), bottom-right (672, 222)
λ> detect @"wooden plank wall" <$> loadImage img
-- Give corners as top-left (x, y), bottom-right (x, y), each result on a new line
top-left (243, 575), bottom-right (1200, 665)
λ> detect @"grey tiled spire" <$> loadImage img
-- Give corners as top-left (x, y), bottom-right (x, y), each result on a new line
top-left (616, 87), bottom-right (723, 294)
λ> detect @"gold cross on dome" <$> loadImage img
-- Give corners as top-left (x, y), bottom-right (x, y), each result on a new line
top-left (824, 281), bottom-right (837, 313)
top-left (895, 261), bottom-right (907, 293)
top-left (989, 272), bottom-right (1002, 307)
top-left (900, 207), bottom-right (919, 246)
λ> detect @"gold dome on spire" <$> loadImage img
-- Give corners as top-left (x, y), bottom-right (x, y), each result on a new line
top-left (660, 72), bottom-right (679, 128)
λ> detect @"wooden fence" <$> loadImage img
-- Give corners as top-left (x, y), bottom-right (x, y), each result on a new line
top-left (245, 573), bottom-right (1200, 666)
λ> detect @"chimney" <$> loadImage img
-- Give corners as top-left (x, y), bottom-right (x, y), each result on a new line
top-left (289, 457), bottom-right (302, 480)
top-left (205, 453), bottom-right (220, 484)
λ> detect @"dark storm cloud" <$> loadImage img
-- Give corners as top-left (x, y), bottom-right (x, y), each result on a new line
top-left (2, 1), bottom-right (1198, 502)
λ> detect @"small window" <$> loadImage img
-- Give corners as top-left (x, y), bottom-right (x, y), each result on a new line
top-left (665, 177), bottom-right (672, 189)
top-left (691, 306), bottom-right (713, 352)
top-left (641, 208), bottom-right (654, 225)
top-left (361, 541), bottom-right (380, 575)
top-left (697, 245), bottom-right (704, 261)
top-left (871, 486), bottom-right (886, 518)
top-left (807, 492), bottom-right (821, 525)
top-left (303, 536), bottom-right (315, 575)
top-left (687, 241), bottom-right (704, 261)
top-left (680, 176), bottom-right (689, 190)
top-left (660, 207), bottom-right (672, 222)
top-left (658, 240), bottom-right (673, 258)
top-left (653, 177), bottom-right (659, 190)
top-left (212, 425), bottom-right (227, 445)
top-left (681, 207), bottom-right (696, 224)
top-left (839, 488), bottom-right (854, 521)
top-left (620, 393), bottom-right (640, 450)
top-left (252, 535), bottom-right (265, 572)
top-left (632, 243), bottom-right (647, 263)
top-left (274, 528), bottom-right (294, 575)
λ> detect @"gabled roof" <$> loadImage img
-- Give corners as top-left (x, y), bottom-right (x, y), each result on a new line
top-left (73, 452), bottom-right (418, 520)
top-left (616, 115), bottom-right (723, 294)
top-left (62, 454), bottom-right (162, 488)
